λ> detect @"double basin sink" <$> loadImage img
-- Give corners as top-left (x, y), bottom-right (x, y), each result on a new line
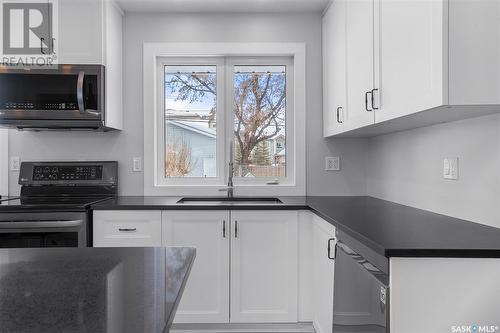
top-left (176, 197), bottom-right (283, 205)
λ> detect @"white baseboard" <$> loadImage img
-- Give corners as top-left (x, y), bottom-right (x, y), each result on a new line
top-left (171, 322), bottom-right (315, 333)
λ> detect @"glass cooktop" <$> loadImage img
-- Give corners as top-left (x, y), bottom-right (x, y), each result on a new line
top-left (0, 196), bottom-right (112, 209)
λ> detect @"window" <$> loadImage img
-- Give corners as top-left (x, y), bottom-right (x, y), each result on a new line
top-left (144, 43), bottom-right (305, 195)
top-left (157, 56), bottom-right (293, 187)
top-left (164, 65), bottom-right (218, 178)
top-left (232, 64), bottom-right (287, 179)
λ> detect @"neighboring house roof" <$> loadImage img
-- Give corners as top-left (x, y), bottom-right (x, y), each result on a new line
top-left (168, 120), bottom-right (216, 139)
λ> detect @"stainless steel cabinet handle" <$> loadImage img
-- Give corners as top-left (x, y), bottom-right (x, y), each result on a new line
top-left (327, 238), bottom-right (336, 260)
top-left (222, 220), bottom-right (227, 238)
top-left (365, 91), bottom-right (373, 111)
top-left (50, 38), bottom-right (56, 55)
top-left (234, 220), bottom-right (238, 238)
top-left (371, 88), bottom-right (379, 110)
top-left (336, 106), bottom-right (343, 123)
top-left (40, 38), bottom-right (45, 54)
top-left (118, 228), bottom-right (137, 232)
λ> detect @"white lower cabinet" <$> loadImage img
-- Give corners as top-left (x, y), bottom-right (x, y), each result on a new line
top-left (230, 210), bottom-right (299, 323)
top-left (312, 215), bottom-right (336, 333)
top-left (162, 211), bottom-right (230, 323)
top-left (92, 209), bottom-right (328, 326)
top-left (93, 210), bottom-right (162, 247)
top-left (162, 210), bottom-right (299, 324)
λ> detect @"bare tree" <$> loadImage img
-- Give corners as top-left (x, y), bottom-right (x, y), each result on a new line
top-left (166, 71), bottom-right (286, 167)
top-left (165, 139), bottom-right (195, 177)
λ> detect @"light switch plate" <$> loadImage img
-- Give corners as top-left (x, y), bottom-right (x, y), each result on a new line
top-left (325, 156), bottom-right (340, 171)
top-left (133, 157), bottom-right (142, 172)
top-left (10, 156), bottom-right (20, 171)
top-left (443, 157), bottom-right (458, 180)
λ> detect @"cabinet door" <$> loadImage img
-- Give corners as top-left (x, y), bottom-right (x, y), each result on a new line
top-left (345, 0), bottom-right (375, 131)
top-left (93, 210), bottom-right (162, 247)
top-left (163, 211), bottom-right (230, 323)
top-left (449, 0), bottom-right (500, 105)
top-left (323, 0), bottom-right (347, 137)
top-left (376, 0), bottom-right (446, 122)
top-left (230, 211), bottom-right (298, 323)
top-left (312, 215), bottom-right (336, 333)
top-left (58, 0), bottom-right (103, 64)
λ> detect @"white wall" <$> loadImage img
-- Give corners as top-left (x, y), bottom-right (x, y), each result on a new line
top-left (7, 12), bottom-right (368, 196)
top-left (367, 113), bottom-right (500, 228)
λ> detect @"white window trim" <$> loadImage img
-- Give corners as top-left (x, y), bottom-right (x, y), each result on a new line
top-left (143, 43), bottom-right (306, 196)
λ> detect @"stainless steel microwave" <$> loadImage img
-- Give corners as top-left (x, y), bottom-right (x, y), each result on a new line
top-left (0, 64), bottom-right (115, 131)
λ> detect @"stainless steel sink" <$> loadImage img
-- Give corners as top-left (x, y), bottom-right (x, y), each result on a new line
top-left (176, 197), bottom-right (283, 205)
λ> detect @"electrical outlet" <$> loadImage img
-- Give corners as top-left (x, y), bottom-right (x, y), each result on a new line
top-left (325, 156), bottom-right (340, 171)
top-left (10, 156), bottom-right (20, 171)
top-left (133, 157), bottom-right (142, 172)
top-left (443, 157), bottom-right (458, 180)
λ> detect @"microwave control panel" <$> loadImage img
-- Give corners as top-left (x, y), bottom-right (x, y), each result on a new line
top-left (4, 102), bottom-right (78, 110)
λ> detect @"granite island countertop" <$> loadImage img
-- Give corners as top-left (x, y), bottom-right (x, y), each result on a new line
top-left (91, 196), bottom-right (500, 258)
top-left (0, 246), bottom-right (195, 333)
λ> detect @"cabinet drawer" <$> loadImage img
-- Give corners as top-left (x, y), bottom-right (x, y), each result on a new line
top-left (93, 210), bottom-right (162, 247)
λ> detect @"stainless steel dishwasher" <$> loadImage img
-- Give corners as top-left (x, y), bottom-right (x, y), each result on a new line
top-left (333, 239), bottom-right (389, 333)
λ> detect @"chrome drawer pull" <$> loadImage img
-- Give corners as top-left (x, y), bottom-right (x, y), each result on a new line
top-left (118, 228), bottom-right (137, 232)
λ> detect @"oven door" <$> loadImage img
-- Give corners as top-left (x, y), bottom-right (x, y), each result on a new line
top-left (333, 242), bottom-right (389, 333)
top-left (0, 212), bottom-right (87, 248)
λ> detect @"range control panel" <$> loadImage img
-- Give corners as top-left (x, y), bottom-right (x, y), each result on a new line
top-left (18, 161), bottom-right (117, 186)
top-left (33, 165), bottom-right (103, 181)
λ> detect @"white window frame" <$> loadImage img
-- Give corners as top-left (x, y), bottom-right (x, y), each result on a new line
top-left (144, 43), bottom-right (306, 196)
top-left (157, 57), bottom-right (226, 186)
top-left (227, 56), bottom-right (294, 187)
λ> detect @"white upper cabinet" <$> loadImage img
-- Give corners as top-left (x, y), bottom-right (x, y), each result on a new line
top-left (448, 0), bottom-right (500, 105)
top-left (230, 210), bottom-right (299, 323)
top-left (375, 0), bottom-right (446, 123)
top-left (345, 0), bottom-right (376, 131)
top-left (323, 0), bottom-right (347, 136)
top-left (58, 0), bottom-right (103, 64)
top-left (58, 0), bottom-right (123, 65)
top-left (323, 0), bottom-right (500, 137)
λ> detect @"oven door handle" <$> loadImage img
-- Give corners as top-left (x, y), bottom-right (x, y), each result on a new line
top-left (0, 220), bottom-right (84, 229)
top-left (77, 71), bottom-right (101, 117)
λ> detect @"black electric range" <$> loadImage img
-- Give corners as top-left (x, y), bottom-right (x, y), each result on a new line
top-left (0, 161), bottom-right (118, 248)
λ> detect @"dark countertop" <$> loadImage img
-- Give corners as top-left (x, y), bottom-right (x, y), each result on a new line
top-left (91, 196), bottom-right (500, 258)
top-left (91, 196), bottom-right (309, 210)
top-left (0, 246), bottom-right (195, 333)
